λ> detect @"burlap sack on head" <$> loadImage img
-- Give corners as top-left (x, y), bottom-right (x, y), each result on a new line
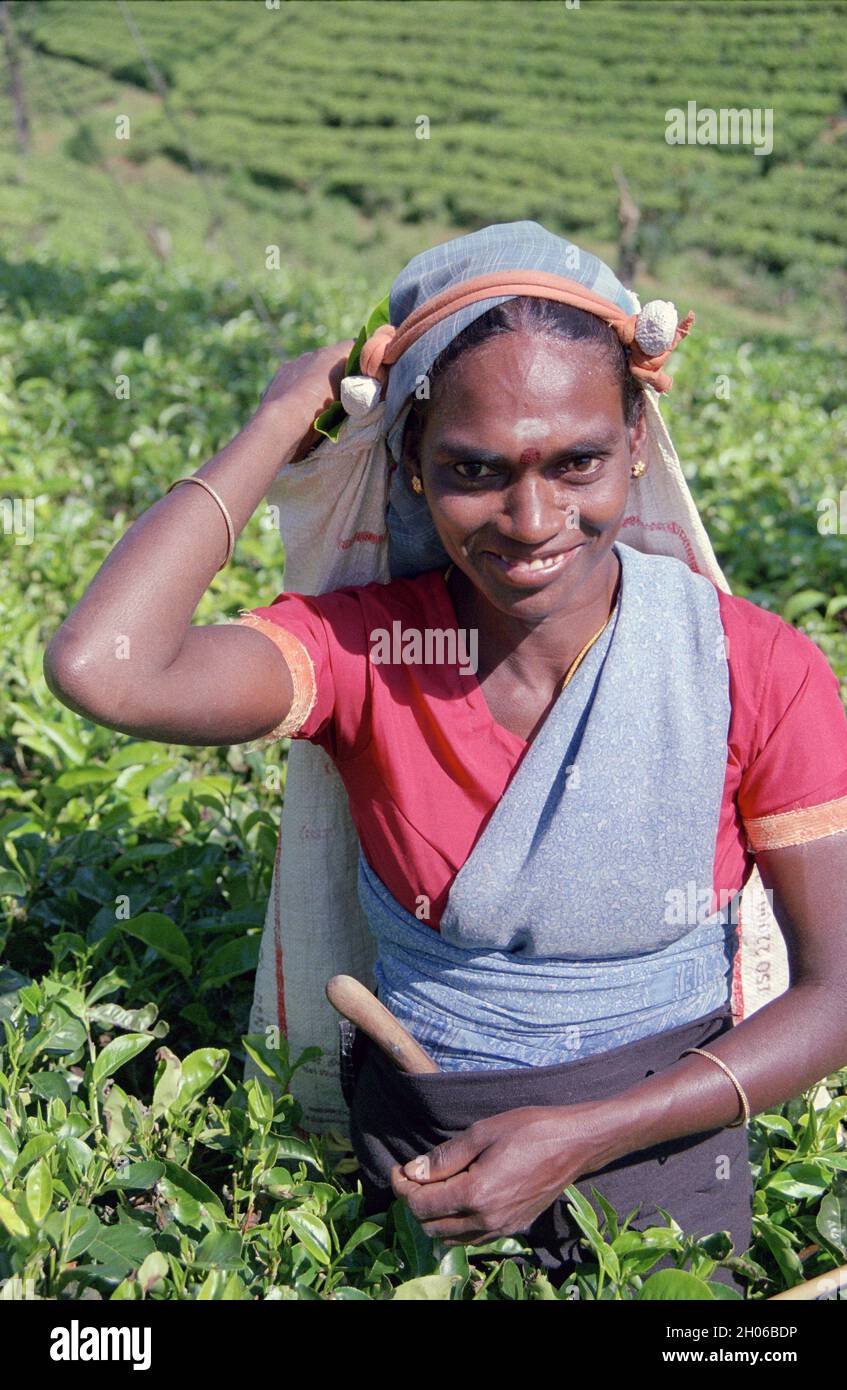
top-left (617, 389), bottom-right (789, 1027)
top-left (244, 386), bottom-right (788, 1133)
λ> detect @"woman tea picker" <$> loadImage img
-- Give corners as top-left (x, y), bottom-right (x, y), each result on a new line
top-left (45, 222), bottom-right (847, 1291)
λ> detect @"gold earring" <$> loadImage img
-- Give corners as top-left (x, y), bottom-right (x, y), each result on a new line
top-left (411, 474), bottom-right (424, 494)
top-left (630, 459), bottom-right (646, 478)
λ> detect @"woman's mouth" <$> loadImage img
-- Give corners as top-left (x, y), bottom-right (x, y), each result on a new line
top-left (481, 543), bottom-right (585, 586)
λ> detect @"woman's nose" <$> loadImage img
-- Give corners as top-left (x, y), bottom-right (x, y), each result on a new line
top-left (499, 476), bottom-right (564, 543)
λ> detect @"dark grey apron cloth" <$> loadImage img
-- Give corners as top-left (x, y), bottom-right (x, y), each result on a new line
top-left (345, 1003), bottom-right (753, 1293)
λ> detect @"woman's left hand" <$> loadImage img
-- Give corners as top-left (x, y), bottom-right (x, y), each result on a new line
top-left (389, 1103), bottom-right (615, 1245)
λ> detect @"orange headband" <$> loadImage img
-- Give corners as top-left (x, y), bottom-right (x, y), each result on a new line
top-left (359, 270), bottom-right (694, 393)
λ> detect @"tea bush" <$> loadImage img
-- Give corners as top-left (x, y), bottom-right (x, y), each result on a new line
top-left (2, 0), bottom-right (845, 336)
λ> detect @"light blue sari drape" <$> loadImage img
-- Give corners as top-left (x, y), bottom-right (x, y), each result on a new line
top-left (356, 540), bottom-right (737, 1070)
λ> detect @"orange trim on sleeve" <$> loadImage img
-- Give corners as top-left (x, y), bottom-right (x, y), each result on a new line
top-left (236, 612), bottom-right (318, 741)
top-left (745, 793), bottom-right (847, 852)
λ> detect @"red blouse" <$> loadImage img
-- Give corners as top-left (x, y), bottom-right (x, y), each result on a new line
top-left (239, 567), bottom-right (847, 930)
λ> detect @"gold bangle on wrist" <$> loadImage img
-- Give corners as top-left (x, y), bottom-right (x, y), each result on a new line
top-left (165, 476), bottom-right (236, 571)
top-left (679, 1046), bottom-right (751, 1128)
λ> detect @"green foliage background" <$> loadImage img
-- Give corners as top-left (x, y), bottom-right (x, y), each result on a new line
top-left (1, 0), bottom-right (846, 1301)
top-left (1, 0), bottom-right (846, 336)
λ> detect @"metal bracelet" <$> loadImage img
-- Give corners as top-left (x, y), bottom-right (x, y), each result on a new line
top-left (165, 476), bottom-right (235, 570)
top-left (679, 1045), bottom-right (751, 1128)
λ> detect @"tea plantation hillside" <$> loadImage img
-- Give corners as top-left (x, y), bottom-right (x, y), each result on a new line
top-left (1, 0), bottom-right (845, 337)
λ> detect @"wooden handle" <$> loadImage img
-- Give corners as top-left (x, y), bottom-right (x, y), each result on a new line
top-left (326, 975), bottom-right (440, 1074)
top-left (768, 1261), bottom-right (847, 1300)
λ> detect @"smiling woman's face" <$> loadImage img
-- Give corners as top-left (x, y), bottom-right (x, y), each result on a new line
top-left (403, 329), bottom-right (647, 620)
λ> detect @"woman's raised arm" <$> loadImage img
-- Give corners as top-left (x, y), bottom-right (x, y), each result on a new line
top-left (43, 339), bottom-right (354, 747)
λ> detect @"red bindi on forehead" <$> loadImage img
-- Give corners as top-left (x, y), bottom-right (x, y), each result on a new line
top-left (518, 447), bottom-right (542, 465)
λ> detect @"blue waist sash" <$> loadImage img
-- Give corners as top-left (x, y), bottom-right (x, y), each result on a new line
top-left (358, 849), bottom-right (736, 1069)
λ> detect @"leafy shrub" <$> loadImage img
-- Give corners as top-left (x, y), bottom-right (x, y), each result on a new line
top-left (1, 966), bottom-right (844, 1299)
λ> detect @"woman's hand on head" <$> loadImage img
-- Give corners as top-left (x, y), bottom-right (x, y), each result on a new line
top-left (259, 338), bottom-right (356, 462)
top-left (43, 340), bottom-right (354, 741)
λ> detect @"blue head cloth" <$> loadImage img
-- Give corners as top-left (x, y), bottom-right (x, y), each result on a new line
top-left (383, 220), bottom-right (638, 578)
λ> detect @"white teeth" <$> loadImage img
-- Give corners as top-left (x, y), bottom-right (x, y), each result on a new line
top-left (497, 553), bottom-right (563, 570)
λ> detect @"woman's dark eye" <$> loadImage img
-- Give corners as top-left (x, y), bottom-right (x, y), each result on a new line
top-left (454, 461), bottom-right (497, 480)
top-left (565, 456), bottom-right (602, 475)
